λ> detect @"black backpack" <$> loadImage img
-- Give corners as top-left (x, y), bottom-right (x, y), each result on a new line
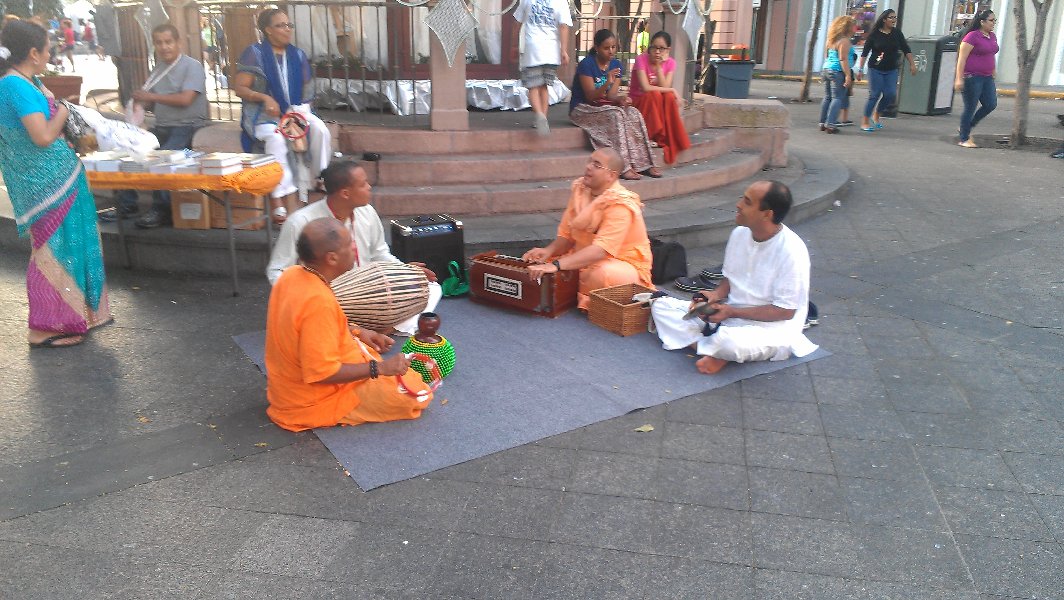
top-left (649, 238), bottom-right (688, 284)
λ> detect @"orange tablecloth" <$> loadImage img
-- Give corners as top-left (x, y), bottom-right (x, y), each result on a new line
top-left (85, 162), bottom-right (282, 196)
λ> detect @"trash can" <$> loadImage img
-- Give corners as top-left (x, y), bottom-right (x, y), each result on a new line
top-left (703, 60), bottom-right (756, 99)
top-left (897, 35), bottom-right (960, 115)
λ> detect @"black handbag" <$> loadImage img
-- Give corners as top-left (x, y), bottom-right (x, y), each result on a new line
top-left (649, 238), bottom-right (688, 284)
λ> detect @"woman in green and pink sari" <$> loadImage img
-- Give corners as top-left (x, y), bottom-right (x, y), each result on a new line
top-left (0, 20), bottom-right (110, 348)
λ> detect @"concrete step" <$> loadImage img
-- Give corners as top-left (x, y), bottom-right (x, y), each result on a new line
top-left (371, 150), bottom-right (765, 217)
top-left (458, 148), bottom-right (851, 256)
top-left (366, 128), bottom-right (735, 187)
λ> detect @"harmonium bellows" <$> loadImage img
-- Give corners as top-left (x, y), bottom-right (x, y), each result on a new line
top-left (468, 251), bottom-right (578, 318)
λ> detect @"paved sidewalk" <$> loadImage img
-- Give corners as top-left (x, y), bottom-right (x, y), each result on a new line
top-left (1, 80), bottom-right (1063, 599)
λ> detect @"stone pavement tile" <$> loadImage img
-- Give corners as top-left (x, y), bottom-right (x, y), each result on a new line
top-left (661, 422), bottom-right (745, 465)
top-left (743, 397), bottom-right (824, 435)
top-left (578, 406), bottom-right (666, 457)
top-left (916, 325), bottom-right (1002, 365)
top-left (325, 524), bottom-right (453, 596)
top-left (462, 444), bottom-right (576, 490)
top-left (862, 334), bottom-right (937, 360)
top-left (828, 438), bottom-right (923, 481)
top-left (229, 514), bottom-right (360, 580)
top-left (955, 534), bottom-right (1064, 598)
top-left (988, 417), bottom-right (1064, 456)
top-left (208, 571), bottom-right (374, 600)
top-left (534, 428), bottom-right (584, 449)
top-left (745, 429), bottom-right (835, 474)
top-left (804, 331), bottom-right (869, 357)
top-left (808, 353), bottom-right (880, 380)
top-left (748, 467), bottom-right (846, 521)
top-left (854, 526), bottom-right (973, 590)
top-left (896, 411), bottom-right (995, 450)
top-left (452, 483), bottom-right (563, 540)
top-left (855, 315), bottom-right (924, 339)
top-left (819, 404), bottom-right (909, 441)
top-left (643, 558), bottom-right (755, 599)
top-left (935, 487), bottom-right (1056, 542)
top-left (1001, 452), bottom-right (1064, 495)
top-left (423, 533), bottom-right (547, 599)
top-left (665, 391), bottom-right (743, 428)
top-left (1029, 494), bottom-right (1064, 544)
top-left (875, 359), bottom-right (953, 386)
top-left (652, 458), bottom-right (749, 510)
top-left (532, 544), bottom-right (669, 599)
top-left (750, 513), bottom-right (861, 578)
top-left (740, 371), bottom-right (817, 403)
top-left (0, 496), bottom-right (267, 567)
top-left (753, 568), bottom-right (982, 600)
top-left (567, 451), bottom-right (660, 498)
top-left (0, 541), bottom-right (217, 600)
top-left (348, 477), bottom-right (473, 530)
top-left (811, 375), bottom-right (889, 408)
top-left (841, 477), bottom-right (946, 530)
top-left (549, 493), bottom-right (751, 564)
top-left (886, 381), bottom-right (972, 414)
top-left (914, 446), bottom-right (1023, 491)
top-left (206, 405), bottom-right (305, 460)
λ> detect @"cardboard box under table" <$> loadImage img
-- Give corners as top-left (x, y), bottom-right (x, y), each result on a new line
top-left (170, 191), bottom-right (211, 230)
top-left (210, 192), bottom-right (265, 231)
top-left (588, 283), bottom-right (655, 336)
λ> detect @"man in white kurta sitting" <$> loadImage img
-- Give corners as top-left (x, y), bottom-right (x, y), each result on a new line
top-left (266, 160), bottom-right (442, 336)
top-left (651, 180), bottom-right (818, 374)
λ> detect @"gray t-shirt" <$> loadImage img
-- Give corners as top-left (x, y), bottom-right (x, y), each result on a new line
top-left (148, 54), bottom-right (208, 128)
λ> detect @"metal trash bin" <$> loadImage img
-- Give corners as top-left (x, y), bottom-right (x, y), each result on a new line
top-left (898, 35), bottom-right (960, 115)
top-left (703, 60), bottom-right (756, 99)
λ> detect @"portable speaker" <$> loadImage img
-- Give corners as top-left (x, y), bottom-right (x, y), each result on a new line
top-left (389, 214), bottom-right (465, 280)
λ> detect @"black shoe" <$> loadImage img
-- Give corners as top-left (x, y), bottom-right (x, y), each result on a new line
top-left (674, 275), bottom-right (718, 292)
top-left (98, 206), bottom-right (138, 223)
top-left (699, 265), bottom-right (724, 280)
top-left (135, 208), bottom-right (171, 229)
top-left (804, 301), bottom-right (819, 330)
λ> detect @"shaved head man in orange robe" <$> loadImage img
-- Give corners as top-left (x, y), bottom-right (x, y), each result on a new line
top-left (265, 217), bottom-right (433, 431)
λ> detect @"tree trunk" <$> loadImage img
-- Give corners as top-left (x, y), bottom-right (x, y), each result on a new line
top-left (1010, 0), bottom-right (1056, 148)
top-left (798, 0), bottom-right (824, 102)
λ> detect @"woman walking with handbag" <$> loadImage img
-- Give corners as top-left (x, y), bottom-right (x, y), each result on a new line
top-left (0, 20), bottom-right (111, 348)
top-left (954, 10), bottom-right (999, 148)
top-left (856, 9), bottom-right (916, 132)
top-left (818, 16), bottom-right (855, 134)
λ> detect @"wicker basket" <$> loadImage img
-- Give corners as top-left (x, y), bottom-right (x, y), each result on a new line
top-left (588, 283), bottom-right (656, 336)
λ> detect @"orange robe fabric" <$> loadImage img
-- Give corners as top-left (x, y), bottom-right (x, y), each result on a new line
top-left (265, 266), bottom-right (432, 432)
top-left (633, 90), bottom-right (691, 164)
top-left (558, 179), bottom-right (655, 309)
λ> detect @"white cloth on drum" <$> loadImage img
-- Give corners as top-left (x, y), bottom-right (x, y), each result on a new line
top-left (651, 296), bottom-right (818, 362)
top-left (255, 108), bottom-right (330, 199)
top-left (393, 282), bottom-right (442, 336)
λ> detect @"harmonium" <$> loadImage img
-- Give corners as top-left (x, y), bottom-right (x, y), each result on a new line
top-left (469, 251), bottom-right (578, 318)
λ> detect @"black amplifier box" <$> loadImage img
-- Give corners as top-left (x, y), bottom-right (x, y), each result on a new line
top-left (389, 214), bottom-right (465, 279)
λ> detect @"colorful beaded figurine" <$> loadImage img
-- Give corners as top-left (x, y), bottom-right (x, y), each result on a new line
top-left (401, 312), bottom-right (455, 383)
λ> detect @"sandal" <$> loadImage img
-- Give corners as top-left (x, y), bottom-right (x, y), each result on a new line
top-left (29, 333), bottom-right (84, 348)
top-left (620, 170), bottom-right (642, 181)
top-left (641, 168), bottom-right (663, 178)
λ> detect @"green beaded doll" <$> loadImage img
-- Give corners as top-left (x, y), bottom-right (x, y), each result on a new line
top-left (401, 312), bottom-right (455, 383)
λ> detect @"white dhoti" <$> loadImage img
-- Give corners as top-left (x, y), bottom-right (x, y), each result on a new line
top-left (393, 281), bottom-right (443, 336)
top-left (651, 296), bottom-right (818, 363)
top-left (254, 110), bottom-right (331, 199)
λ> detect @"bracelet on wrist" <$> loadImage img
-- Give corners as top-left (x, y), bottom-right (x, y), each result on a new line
top-left (552, 259), bottom-right (562, 271)
top-left (368, 360), bottom-right (379, 379)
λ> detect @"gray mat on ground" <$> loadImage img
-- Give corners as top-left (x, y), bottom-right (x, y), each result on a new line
top-left (234, 298), bottom-right (829, 490)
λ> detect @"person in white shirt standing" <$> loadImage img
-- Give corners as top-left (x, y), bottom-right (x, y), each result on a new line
top-left (513, 0), bottom-right (572, 136)
top-left (651, 180), bottom-right (819, 374)
top-left (266, 161), bottom-right (442, 336)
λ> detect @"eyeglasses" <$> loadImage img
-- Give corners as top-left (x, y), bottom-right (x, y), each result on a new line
top-left (650, 45), bottom-right (670, 51)
top-left (588, 160), bottom-right (617, 172)
top-left (272, 22), bottom-right (295, 30)
top-left (985, 18), bottom-right (996, 21)
top-left (886, 15), bottom-right (898, 19)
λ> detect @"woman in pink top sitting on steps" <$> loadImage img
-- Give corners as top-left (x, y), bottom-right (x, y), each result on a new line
top-left (628, 31), bottom-right (691, 164)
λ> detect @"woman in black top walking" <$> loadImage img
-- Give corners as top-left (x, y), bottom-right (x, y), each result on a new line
top-left (856, 9), bottom-right (916, 131)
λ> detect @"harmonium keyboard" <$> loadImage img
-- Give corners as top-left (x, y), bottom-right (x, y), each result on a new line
top-left (469, 251), bottom-right (578, 318)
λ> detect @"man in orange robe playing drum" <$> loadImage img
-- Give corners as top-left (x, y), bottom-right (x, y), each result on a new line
top-left (525, 148), bottom-right (654, 309)
top-left (265, 218), bottom-right (433, 432)
top-left (266, 160), bottom-right (441, 335)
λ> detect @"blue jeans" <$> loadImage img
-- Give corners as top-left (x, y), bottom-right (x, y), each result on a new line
top-left (116, 125), bottom-right (197, 213)
top-left (864, 68), bottom-right (898, 119)
top-left (959, 75), bottom-right (997, 142)
top-left (819, 70), bottom-right (847, 126)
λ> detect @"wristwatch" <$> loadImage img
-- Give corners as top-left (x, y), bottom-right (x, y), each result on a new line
top-left (552, 259), bottom-right (562, 271)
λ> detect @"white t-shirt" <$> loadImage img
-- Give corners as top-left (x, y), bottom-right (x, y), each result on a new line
top-left (721, 224), bottom-right (811, 340)
top-left (513, 0), bottom-right (573, 69)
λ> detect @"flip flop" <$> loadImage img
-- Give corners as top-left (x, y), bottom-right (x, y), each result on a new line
top-left (874, 122), bottom-right (884, 129)
top-left (620, 170), bottom-right (642, 181)
top-left (29, 333), bottom-right (84, 349)
top-left (641, 168), bottom-right (663, 178)
top-left (860, 126), bottom-right (876, 132)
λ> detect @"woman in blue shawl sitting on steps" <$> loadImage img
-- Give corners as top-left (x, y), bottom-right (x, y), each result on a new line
top-left (231, 8), bottom-right (331, 224)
